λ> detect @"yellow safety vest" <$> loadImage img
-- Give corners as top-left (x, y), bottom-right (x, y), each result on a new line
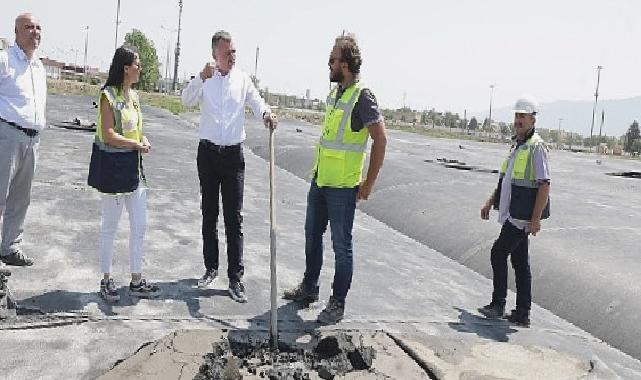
top-left (312, 81), bottom-right (369, 188)
top-left (88, 86), bottom-right (144, 194)
top-left (498, 132), bottom-right (551, 220)
top-left (500, 133), bottom-right (546, 188)
top-left (96, 86), bottom-right (143, 143)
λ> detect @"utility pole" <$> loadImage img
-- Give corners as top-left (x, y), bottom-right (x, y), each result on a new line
top-left (488, 84), bottom-right (495, 135)
top-left (172, 0), bottom-right (183, 92)
top-left (589, 65), bottom-right (604, 149)
top-left (114, 0), bottom-right (121, 50)
top-left (598, 110), bottom-right (605, 138)
top-left (463, 109), bottom-right (467, 133)
top-left (403, 92), bottom-right (407, 109)
top-left (254, 45), bottom-right (260, 79)
top-left (83, 26), bottom-right (89, 81)
top-left (558, 118), bottom-right (563, 149)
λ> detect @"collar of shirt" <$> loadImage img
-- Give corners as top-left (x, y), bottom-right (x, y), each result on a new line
top-left (10, 44), bottom-right (39, 65)
top-left (336, 77), bottom-right (360, 99)
top-left (213, 67), bottom-right (235, 79)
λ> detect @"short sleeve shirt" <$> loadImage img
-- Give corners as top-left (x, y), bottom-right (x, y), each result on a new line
top-left (498, 141), bottom-right (551, 230)
top-left (334, 83), bottom-right (383, 132)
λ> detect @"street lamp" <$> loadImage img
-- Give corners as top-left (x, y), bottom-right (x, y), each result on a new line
top-left (558, 118), bottom-right (563, 149)
top-left (589, 65), bottom-right (604, 149)
top-left (83, 26), bottom-right (89, 81)
top-left (172, 0), bottom-right (183, 92)
top-left (161, 25), bottom-right (177, 94)
top-left (488, 84), bottom-right (495, 133)
top-left (115, 0), bottom-right (121, 50)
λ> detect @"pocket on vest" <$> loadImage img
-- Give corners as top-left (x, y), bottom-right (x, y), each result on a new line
top-left (318, 149), bottom-right (345, 184)
top-left (509, 185), bottom-right (550, 220)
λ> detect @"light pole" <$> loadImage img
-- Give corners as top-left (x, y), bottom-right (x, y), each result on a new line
top-left (589, 65), bottom-right (604, 149)
top-left (161, 25), bottom-right (177, 93)
top-left (115, 0), bottom-right (121, 50)
top-left (558, 118), bottom-right (563, 149)
top-left (172, 0), bottom-right (183, 92)
top-left (488, 84), bottom-right (495, 134)
top-left (254, 45), bottom-right (260, 80)
top-left (83, 26), bottom-right (89, 81)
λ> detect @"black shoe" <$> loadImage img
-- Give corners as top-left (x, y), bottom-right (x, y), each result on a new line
top-left (129, 279), bottom-right (161, 298)
top-left (317, 296), bottom-right (345, 324)
top-left (198, 269), bottom-right (218, 288)
top-left (506, 309), bottom-right (530, 327)
top-left (0, 251), bottom-right (34, 266)
top-left (229, 281), bottom-right (247, 303)
top-left (478, 302), bottom-right (505, 319)
top-left (282, 282), bottom-right (319, 305)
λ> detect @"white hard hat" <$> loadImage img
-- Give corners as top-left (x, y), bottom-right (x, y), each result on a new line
top-left (513, 96), bottom-right (538, 115)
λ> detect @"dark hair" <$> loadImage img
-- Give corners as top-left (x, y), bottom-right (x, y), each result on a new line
top-left (103, 45), bottom-right (138, 89)
top-left (334, 33), bottom-right (362, 74)
top-left (211, 30), bottom-right (232, 50)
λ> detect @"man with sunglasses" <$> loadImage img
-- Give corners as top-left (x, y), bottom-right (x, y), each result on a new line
top-left (478, 96), bottom-right (551, 327)
top-left (182, 30), bottom-right (277, 303)
top-left (283, 34), bottom-right (387, 324)
top-left (0, 13), bottom-right (46, 267)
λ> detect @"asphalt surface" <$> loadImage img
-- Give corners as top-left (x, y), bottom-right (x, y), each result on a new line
top-left (0, 95), bottom-right (639, 379)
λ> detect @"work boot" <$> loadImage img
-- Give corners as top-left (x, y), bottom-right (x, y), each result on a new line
top-left (228, 281), bottom-right (247, 303)
top-left (197, 269), bottom-right (218, 289)
top-left (317, 296), bottom-right (345, 324)
top-left (129, 279), bottom-right (161, 298)
top-left (282, 282), bottom-right (319, 305)
top-left (0, 251), bottom-right (34, 266)
top-left (506, 309), bottom-right (530, 327)
top-left (100, 278), bottom-right (120, 303)
top-left (478, 302), bottom-right (505, 319)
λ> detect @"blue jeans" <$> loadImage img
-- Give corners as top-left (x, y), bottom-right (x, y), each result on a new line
top-left (303, 180), bottom-right (357, 303)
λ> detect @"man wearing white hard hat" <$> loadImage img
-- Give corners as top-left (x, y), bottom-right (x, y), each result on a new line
top-left (478, 96), bottom-right (551, 327)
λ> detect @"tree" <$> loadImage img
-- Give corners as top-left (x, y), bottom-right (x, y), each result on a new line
top-left (624, 120), bottom-right (640, 153)
top-left (124, 29), bottom-right (160, 92)
top-left (468, 117), bottom-right (478, 131)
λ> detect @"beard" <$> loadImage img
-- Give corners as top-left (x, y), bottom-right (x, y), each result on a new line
top-left (330, 69), bottom-right (344, 83)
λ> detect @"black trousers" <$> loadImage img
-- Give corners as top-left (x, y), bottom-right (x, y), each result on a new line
top-left (197, 140), bottom-right (244, 283)
top-left (490, 221), bottom-right (531, 312)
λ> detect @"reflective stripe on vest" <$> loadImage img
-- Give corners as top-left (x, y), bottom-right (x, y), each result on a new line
top-left (499, 133), bottom-right (545, 188)
top-left (321, 86), bottom-right (367, 153)
top-left (313, 81), bottom-right (369, 187)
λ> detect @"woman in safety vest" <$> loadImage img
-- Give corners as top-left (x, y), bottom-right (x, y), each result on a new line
top-left (88, 46), bottom-right (160, 302)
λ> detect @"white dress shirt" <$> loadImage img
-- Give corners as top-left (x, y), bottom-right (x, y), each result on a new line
top-left (0, 45), bottom-right (47, 131)
top-left (181, 68), bottom-right (269, 145)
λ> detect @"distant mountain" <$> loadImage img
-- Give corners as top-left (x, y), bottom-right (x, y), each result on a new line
top-left (488, 96), bottom-right (641, 137)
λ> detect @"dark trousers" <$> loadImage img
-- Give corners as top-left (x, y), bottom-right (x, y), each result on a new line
top-left (303, 180), bottom-right (357, 303)
top-left (490, 221), bottom-right (531, 313)
top-left (197, 140), bottom-right (244, 283)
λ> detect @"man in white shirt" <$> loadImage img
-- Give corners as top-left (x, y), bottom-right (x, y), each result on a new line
top-left (181, 30), bottom-right (277, 303)
top-left (0, 13), bottom-right (46, 267)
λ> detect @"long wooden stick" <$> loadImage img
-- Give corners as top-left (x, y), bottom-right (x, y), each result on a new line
top-left (269, 127), bottom-right (278, 350)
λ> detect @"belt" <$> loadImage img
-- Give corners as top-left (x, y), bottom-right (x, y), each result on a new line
top-left (0, 117), bottom-right (39, 137)
top-left (200, 139), bottom-right (241, 153)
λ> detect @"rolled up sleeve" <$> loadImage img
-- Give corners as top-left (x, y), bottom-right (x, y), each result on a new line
top-left (358, 89), bottom-right (383, 127)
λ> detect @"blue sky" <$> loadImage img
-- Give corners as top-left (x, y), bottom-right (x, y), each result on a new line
top-left (3, 0), bottom-right (641, 122)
